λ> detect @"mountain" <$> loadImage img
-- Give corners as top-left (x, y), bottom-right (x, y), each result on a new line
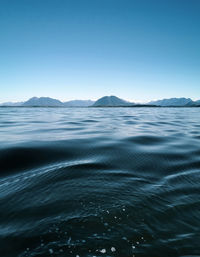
top-left (64, 100), bottom-right (94, 107)
top-left (186, 100), bottom-right (200, 106)
top-left (23, 97), bottom-right (64, 107)
top-left (148, 98), bottom-right (193, 106)
top-left (195, 100), bottom-right (200, 106)
top-left (93, 96), bottom-right (132, 107)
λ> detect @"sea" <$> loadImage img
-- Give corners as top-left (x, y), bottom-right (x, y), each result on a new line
top-left (0, 107), bottom-right (200, 257)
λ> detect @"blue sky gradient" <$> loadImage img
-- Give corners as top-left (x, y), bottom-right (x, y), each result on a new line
top-left (0, 0), bottom-right (200, 102)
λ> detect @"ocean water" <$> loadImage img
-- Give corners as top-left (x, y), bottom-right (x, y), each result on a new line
top-left (0, 107), bottom-right (200, 257)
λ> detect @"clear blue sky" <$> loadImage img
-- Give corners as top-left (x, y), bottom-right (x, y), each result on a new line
top-left (0, 0), bottom-right (200, 103)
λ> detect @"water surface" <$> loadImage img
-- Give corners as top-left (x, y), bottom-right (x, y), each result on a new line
top-left (0, 107), bottom-right (200, 257)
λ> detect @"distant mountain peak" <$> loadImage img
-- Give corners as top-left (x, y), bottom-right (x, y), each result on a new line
top-left (93, 95), bottom-right (132, 107)
top-left (23, 97), bottom-right (64, 106)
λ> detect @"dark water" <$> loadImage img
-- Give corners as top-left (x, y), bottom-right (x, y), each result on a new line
top-left (0, 107), bottom-right (200, 257)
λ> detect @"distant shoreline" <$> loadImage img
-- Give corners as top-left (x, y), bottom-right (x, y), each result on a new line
top-left (0, 105), bottom-right (200, 108)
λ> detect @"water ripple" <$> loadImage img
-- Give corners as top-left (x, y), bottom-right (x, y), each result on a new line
top-left (0, 107), bottom-right (200, 257)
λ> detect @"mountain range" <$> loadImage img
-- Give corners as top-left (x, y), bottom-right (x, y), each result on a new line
top-left (149, 98), bottom-right (193, 106)
top-left (0, 96), bottom-right (200, 107)
top-left (0, 97), bottom-right (95, 107)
